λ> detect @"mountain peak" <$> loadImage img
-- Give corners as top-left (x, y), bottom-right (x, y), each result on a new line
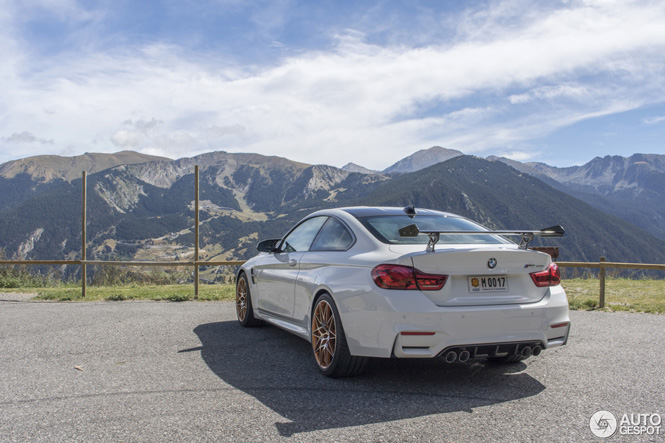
top-left (341, 162), bottom-right (378, 174)
top-left (0, 150), bottom-right (171, 183)
top-left (383, 146), bottom-right (464, 174)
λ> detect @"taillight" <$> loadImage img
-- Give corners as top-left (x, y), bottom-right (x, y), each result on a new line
top-left (530, 263), bottom-right (561, 287)
top-left (415, 269), bottom-right (448, 290)
top-left (372, 264), bottom-right (416, 289)
top-left (372, 264), bottom-right (447, 291)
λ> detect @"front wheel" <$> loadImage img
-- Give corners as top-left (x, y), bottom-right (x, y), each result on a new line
top-left (311, 294), bottom-right (367, 377)
top-left (236, 273), bottom-right (263, 327)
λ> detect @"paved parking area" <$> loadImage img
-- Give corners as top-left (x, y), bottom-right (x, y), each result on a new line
top-left (1, 298), bottom-right (663, 442)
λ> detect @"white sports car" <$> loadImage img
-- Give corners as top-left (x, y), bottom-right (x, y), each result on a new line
top-left (236, 206), bottom-right (570, 377)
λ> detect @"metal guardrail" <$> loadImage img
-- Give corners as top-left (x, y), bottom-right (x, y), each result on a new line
top-left (558, 260), bottom-right (665, 271)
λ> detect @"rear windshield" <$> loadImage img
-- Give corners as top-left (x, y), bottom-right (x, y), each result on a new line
top-left (357, 215), bottom-right (509, 245)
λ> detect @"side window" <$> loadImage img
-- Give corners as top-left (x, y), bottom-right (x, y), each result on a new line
top-left (311, 218), bottom-right (354, 251)
top-left (281, 217), bottom-right (328, 252)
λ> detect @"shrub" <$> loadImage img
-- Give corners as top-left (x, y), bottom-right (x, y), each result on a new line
top-left (0, 275), bottom-right (21, 288)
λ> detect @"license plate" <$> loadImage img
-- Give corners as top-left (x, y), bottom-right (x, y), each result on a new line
top-left (468, 276), bottom-right (509, 293)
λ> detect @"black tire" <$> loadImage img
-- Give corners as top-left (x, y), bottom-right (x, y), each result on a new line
top-left (311, 293), bottom-right (367, 377)
top-left (236, 273), bottom-right (263, 327)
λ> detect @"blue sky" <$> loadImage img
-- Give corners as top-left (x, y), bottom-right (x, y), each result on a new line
top-left (1, 0), bottom-right (665, 170)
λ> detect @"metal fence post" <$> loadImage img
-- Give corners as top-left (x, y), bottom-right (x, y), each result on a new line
top-left (599, 256), bottom-right (606, 308)
top-left (194, 165), bottom-right (199, 298)
top-left (81, 171), bottom-right (87, 298)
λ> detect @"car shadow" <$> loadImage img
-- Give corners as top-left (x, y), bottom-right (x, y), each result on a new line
top-left (192, 321), bottom-right (545, 437)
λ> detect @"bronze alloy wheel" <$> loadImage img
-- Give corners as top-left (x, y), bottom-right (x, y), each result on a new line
top-left (236, 273), bottom-right (263, 327)
top-left (312, 299), bottom-right (337, 369)
top-left (236, 276), bottom-right (248, 322)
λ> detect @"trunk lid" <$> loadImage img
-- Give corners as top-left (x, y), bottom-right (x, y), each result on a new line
top-left (399, 246), bottom-right (552, 307)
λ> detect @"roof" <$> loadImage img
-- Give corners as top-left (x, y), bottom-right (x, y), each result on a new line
top-left (339, 206), bottom-right (457, 218)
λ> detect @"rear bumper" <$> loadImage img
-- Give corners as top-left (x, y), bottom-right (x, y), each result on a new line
top-left (339, 285), bottom-right (570, 359)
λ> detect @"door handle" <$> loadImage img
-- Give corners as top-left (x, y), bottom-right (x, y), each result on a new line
top-left (289, 259), bottom-right (297, 267)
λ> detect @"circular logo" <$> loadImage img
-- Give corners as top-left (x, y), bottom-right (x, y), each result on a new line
top-left (487, 258), bottom-right (497, 269)
top-left (590, 411), bottom-right (617, 438)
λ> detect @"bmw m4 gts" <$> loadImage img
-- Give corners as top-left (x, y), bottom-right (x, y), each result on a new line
top-left (236, 206), bottom-right (570, 377)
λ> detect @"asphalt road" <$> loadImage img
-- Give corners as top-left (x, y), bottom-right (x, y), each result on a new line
top-left (1, 295), bottom-right (664, 442)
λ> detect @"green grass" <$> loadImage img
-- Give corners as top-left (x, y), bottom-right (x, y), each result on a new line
top-left (2, 278), bottom-right (664, 313)
top-left (563, 278), bottom-right (665, 314)
top-left (1, 284), bottom-right (236, 302)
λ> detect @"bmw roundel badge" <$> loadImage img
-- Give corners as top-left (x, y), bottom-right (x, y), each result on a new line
top-left (488, 258), bottom-right (497, 269)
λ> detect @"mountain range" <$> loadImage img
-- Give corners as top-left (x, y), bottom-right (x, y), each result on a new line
top-left (1, 148), bottom-right (664, 277)
top-left (491, 154), bottom-right (665, 241)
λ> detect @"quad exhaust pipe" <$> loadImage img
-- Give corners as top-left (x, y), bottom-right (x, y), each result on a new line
top-left (442, 342), bottom-right (545, 363)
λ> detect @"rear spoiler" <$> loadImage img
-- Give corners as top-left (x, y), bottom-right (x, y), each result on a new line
top-left (398, 224), bottom-right (565, 252)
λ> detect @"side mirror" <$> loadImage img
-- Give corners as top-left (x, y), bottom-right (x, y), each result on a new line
top-left (257, 239), bottom-right (281, 253)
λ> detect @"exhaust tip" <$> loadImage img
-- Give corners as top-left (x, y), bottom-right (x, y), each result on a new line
top-left (532, 345), bottom-right (542, 356)
top-left (521, 346), bottom-right (532, 358)
top-left (458, 350), bottom-right (470, 363)
top-left (444, 351), bottom-right (457, 363)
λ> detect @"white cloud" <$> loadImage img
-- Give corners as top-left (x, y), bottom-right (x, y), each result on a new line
top-left (153, 131), bottom-right (200, 151)
top-left (509, 85), bottom-right (589, 104)
top-left (643, 116), bottom-right (665, 125)
top-left (1, 0), bottom-right (665, 168)
top-left (124, 118), bottom-right (163, 132)
top-left (18, 0), bottom-right (98, 23)
top-left (2, 131), bottom-right (54, 145)
top-left (110, 130), bottom-right (146, 149)
top-left (498, 150), bottom-right (544, 162)
top-left (110, 118), bottom-right (164, 148)
top-left (205, 124), bottom-right (246, 138)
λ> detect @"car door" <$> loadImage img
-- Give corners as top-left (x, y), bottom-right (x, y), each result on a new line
top-left (292, 217), bottom-right (356, 326)
top-left (254, 216), bottom-right (328, 318)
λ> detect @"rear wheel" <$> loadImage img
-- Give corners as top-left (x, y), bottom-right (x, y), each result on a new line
top-left (236, 273), bottom-right (263, 327)
top-left (311, 294), bottom-right (367, 377)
